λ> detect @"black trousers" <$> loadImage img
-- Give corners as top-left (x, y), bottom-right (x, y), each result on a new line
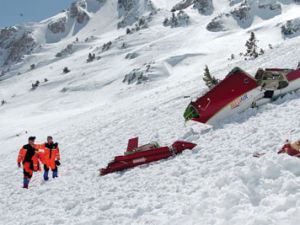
top-left (23, 169), bottom-right (33, 179)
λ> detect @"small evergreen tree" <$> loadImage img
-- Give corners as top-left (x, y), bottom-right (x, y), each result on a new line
top-left (63, 67), bottom-right (70, 74)
top-left (163, 18), bottom-right (169, 26)
top-left (87, 53), bottom-right (96, 62)
top-left (171, 13), bottom-right (178, 27)
top-left (268, 44), bottom-right (273, 49)
top-left (1, 100), bottom-right (7, 106)
top-left (31, 80), bottom-right (40, 90)
top-left (259, 48), bottom-right (265, 55)
top-left (202, 65), bottom-right (218, 89)
top-left (245, 32), bottom-right (259, 59)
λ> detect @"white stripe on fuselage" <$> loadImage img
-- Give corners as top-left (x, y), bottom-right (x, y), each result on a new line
top-left (207, 78), bottom-right (300, 125)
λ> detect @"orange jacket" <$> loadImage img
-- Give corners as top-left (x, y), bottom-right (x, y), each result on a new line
top-left (37, 142), bottom-right (60, 169)
top-left (17, 144), bottom-right (41, 172)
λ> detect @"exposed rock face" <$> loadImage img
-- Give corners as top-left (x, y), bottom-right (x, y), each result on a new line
top-left (47, 1), bottom-right (91, 39)
top-left (123, 63), bottom-right (156, 84)
top-left (281, 18), bottom-right (300, 38)
top-left (206, 14), bottom-right (229, 32)
top-left (0, 26), bottom-right (36, 66)
top-left (257, 2), bottom-right (281, 19)
top-left (231, 2), bottom-right (251, 23)
top-left (206, 0), bottom-right (283, 32)
top-left (55, 44), bottom-right (74, 58)
top-left (258, 2), bottom-right (281, 11)
top-left (48, 17), bottom-right (67, 34)
top-left (117, 0), bottom-right (155, 28)
top-left (0, 27), bottom-right (18, 48)
top-left (171, 0), bottom-right (193, 11)
top-left (123, 68), bottom-right (149, 84)
top-left (193, 0), bottom-right (214, 15)
top-left (163, 11), bottom-right (190, 28)
top-left (70, 1), bottom-right (89, 24)
top-left (171, 0), bottom-right (213, 15)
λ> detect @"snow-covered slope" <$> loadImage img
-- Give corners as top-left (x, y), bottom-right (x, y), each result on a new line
top-left (1, 0), bottom-right (300, 224)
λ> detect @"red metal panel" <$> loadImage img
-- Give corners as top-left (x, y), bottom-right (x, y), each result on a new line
top-left (286, 68), bottom-right (300, 82)
top-left (191, 68), bottom-right (258, 123)
top-left (100, 141), bottom-right (197, 175)
top-left (126, 137), bottom-right (138, 152)
top-left (115, 147), bottom-right (170, 162)
top-left (101, 152), bottom-right (173, 175)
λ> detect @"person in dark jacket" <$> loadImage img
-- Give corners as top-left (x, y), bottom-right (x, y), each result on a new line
top-left (17, 136), bottom-right (41, 188)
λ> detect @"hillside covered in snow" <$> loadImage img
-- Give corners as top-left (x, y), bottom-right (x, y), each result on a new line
top-left (1, 0), bottom-right (300, 224)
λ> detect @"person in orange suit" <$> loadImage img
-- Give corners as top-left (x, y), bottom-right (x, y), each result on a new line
top-left (17, 136), bottom-right (41, 189)
top-left (39, 136), bottom-right (61, 181)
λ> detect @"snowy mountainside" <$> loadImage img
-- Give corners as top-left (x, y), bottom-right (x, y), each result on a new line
top-left (1, 0), bottom-right (300, 224)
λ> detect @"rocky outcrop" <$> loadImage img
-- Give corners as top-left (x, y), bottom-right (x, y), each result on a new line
top-left (231, 2), bottom-right (251, 23)
top-left (117, 0), bottom-right (155, 28)
top-left (48, 17), bottom-right (67, 34)
top-left (171, 0), bottom-right (213, 15)
top-left (123, 68), bottom-right (149, 84)
top-left (163, 11), bottom-right (190, 28)
top-left (171, 0), bottom-right (193, 11)
top-left (193, 0), bottom-right (214, 15)
top-left (69, 1), bottom-right (90, 24)
top-left (123, 63), bottom-right (156, 84)
top-left (0, 26), bottom-right (36, 66)
top-left (206, 14), bottom-right (229, 32)
top-left (206, 0), bottom-right (283, 32)
top-left (281, 17), bottom-right (300, 38)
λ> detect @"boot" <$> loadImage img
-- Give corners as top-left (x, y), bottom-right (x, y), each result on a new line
top-left (23, 178), bottom-right (30, 189)
top-left (43, 170), bottom-right (49, 181)
top-left (52, 170), bottom-right (58, 178)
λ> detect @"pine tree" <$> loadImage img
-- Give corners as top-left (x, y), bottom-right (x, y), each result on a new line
top-left (245, 32), bottom-right (259, 59)
top-left (259, 48), bottom-right (264, 55)
top-left (203, 65), bottom-right (218, 89)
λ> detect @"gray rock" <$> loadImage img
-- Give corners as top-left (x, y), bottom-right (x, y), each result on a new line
top-left (171, 0), bottom-right (194, 12)
top-left (163, 11), bottom-right (190, 28)
top-left (123, 68), bottom-right (148, 84)
top-left (231, 3), bottom-right (251, 22)
top-left (0, 26), bottom-right (36, 66)
top-left (206, 14), bottom-right (227, 32)
top-left (281, 18), bottom-right (300, 38)
top-left (56, 44), bottom-right (73, 57)
top-left (193, 0), bottom-right (214, 15)
top-left (48, 17), bottom-right (67, 34)
top-left (117, 0), bottom-right (155, 28)
top-left (69, 1), bottom-right (89, 24)
top-left (171, 0), bottom-right (213, 15)
top-left (125, 52), bottom-right (139, 59)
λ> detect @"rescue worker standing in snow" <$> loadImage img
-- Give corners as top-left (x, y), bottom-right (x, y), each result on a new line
top-left (17, 136), bottom-right (41, 189)
top-left (39, 136), bottom-right (61, 181)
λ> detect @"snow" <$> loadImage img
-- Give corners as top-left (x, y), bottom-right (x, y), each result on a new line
top-left (1, 0), bottom-right (300, 224)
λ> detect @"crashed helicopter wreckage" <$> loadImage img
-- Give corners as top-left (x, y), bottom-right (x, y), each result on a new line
top-left (184, 67), bottom-right (300, 125)
top-left (100, 137), bottom-right (197, 176)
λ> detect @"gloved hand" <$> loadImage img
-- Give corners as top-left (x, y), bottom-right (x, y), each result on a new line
top-left (55, 160), bottom-right (61, 166)
top-left (18, 162), bottom-right (21, 168)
